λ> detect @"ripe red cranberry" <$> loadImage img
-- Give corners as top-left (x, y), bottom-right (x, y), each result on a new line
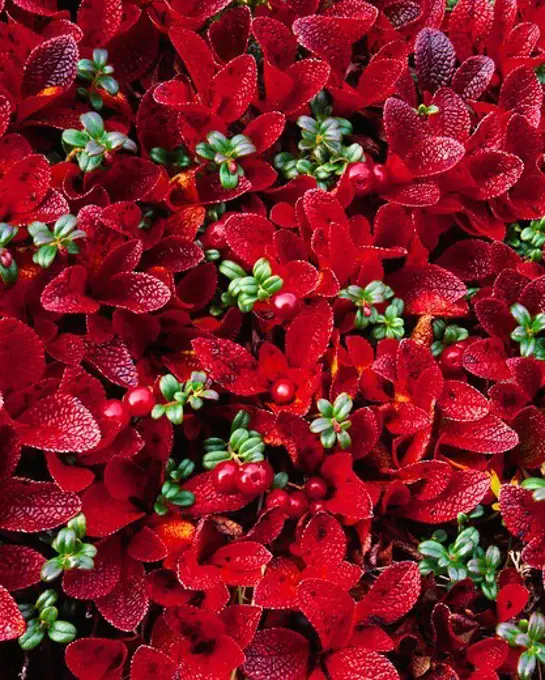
top-left (203, 222), bottom-right (227, 250)
top-left (123, 386), bottom-right (156, 417)
top-left (286, 491), bottom-right (309, 519)
top-left (101, 399), bottom-right (130, 428)
top-left (270, 378), bottom-right (296, 405)
top-left (347, 161), bottom-right (375, 194)
top-left (440, 342), bottom-right (466, 372)
top-left (304, 477), bottom-right (328, 500)
top-left (372, 163), bottom-right (389, 190)
top-left (309, 500), bottom-right (327, 514)
top-left (265, 488), bottom-right (289, 510)
top-left (272, 292), bottom-right (299, 320)
top-left (236, 461), bottom-right (274, 495)
top-left (211, 460), bottom-right (240, 494)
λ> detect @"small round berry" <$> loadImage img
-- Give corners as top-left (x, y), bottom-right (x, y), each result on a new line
top-left (270, 378), bottom-right (296, 405)
top-left (286, 491), bottom-right (309, 519)
top-left (347, 161), bottom-right (375, 194)
top-left (265, 488), bottom-right (289, 510)
top-left (304, 477), bottom-right (328, 500)
top-left (272, 292), bottom-right (299, 320)
top-left (309, 500), bottom-right (327, 514)
top-left (211, 460), bottom-right (240, 495)
top-left (236, 461), bottom-right (274, 496)
top-left (440, 342), bottom-right (465, 372)
top-left (203, 222), bottom-right (227, 250)
top-left (101, 399), bottom-right (130, 428)
top-left (124, 386), bottom-right (156, 417)
top-left (372, 163), bottom-right (389, 190)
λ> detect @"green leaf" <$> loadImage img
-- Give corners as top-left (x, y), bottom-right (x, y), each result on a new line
top-left (165, 403), bottom-right (184, 425)
top-left (80, 111), bottom-right (104, 138)
top-left (310, 417), bottom-right (332, 433)
top-left (159, 374), bottom-right (180, 400)
top-left (337, 430), bottom-right (351, 449)
top-left (39, 606), bottom-right (58, 624)
top-left (219, 163), bottom-right (239, 189)
top-left (89, 91), bottom-right (103, 110)
top-left (62, 129), bottom-right (89, 148)
top-left (97, 75), bottom-right (119, 96)
top-left (418, 540), bottom-right (447, 559)
top-left (41, 557), bottom-right (64, 582)
top-left (19, 623), bottom-right (45, 650)
top-left (320, 428), bottom-right (336, 449)
top-left (48, 620), bottom-right (77, 644)
top-left (171, 490), bottom-right (196, 507)
top-left (511, 303), bottom-right (532, 326)
top-left (151, 404), bottom-right (166, 420)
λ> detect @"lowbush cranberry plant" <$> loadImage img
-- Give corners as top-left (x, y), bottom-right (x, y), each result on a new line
top-left (1, 0), bottom-right (545, 678)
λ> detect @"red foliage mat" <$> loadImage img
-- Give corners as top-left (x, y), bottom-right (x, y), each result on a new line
top-left (0, 0), bottom-right (545, 678)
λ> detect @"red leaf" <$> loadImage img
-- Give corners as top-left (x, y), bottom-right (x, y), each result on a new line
top-left (192, 336), bottom-right (266, 396)
top-left (128, 528), bottom-right (167, 563)
top-left (414, 29), bottom-right (456, 92)
top-left (0, 154), bottom-right (51, 215)
top-left (63, 535), bottom-right (122, 600)
top-left (452, 56), bottom-right (495, 100)
top-left (388, 264), bottom-right (466, 315)
top-left (97, 272), bottom-right (171, 313)
top-left (285, 300), bottom-right (333, 368)
top-left (66, 637), bottom-right (128, 680)
top-left (299, 513), bottom-right (346, 566)
top-left (16, 393), bottom-right (101, 453)
top-left (0, 586), bottom-right (26, 641)
top-left (243, 628), bottom-right (309, 680)
top-left (169, 25), bottom-right (216, 95)
top-left (500, 484), bottom-right (545, 543)
top-left (462, 338), bottom-right (511, 380)
top-left (130, 645), bottom-right (177, 680)
top-left (220, 604), bottom-right (262, 649)
top-left (325, 648), bottom-right (400, 680)
top-left (466, 151), bottom-right (524, 200)
top-left (211, 542), bottom-right (272, 572)
top-left (252, 17), bottom-right (298, 70)
top-left (41, 266), bottom-right (99, 314)
top-left (77, 0), bottom-right (123, 47)
top-left (22, 35), bottom-right (78, 98)
top-left (497, 584), bottom-right (530, 623)
top-left (499, 66), bottom-right (542, 127)
top-left (404, 136), bottom-right (465, 178)
top-left (96, 557), bottom-right (149, 631)
top-left (0, 478), bottom-right (81, 532)
top-left (254, 558), bottom-right (300, 609)
top-left (183, 471), bottom-right (251, 516)
top-left (403, 470), bottom-right (490, 523)
top-left (224, 213), bottom-right (276, 267)
top-left (84, 337), bottom-right (138, 388)
top-left (0, 318), bottom-right (44, 392)
top-left (208, 55), bottom-right (257, 123)
top-left (440, 414), bottom-right (518, 453)
top-left (356, 562), bottom-right (421, 625)
top-left (0, 545), bottom-right (45, 591)
top-left (439, 380), bottom-right (490, 422)
top-left (297, 578), bottom-right (355, 649)
top-left (82, 483), bottom-right (145, 537)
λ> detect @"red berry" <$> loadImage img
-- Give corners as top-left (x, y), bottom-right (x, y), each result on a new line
top-left (440, 342), bottom-right (465, 372)
top-left (287, 491), bottom-right (308, 519)
top-left (304, 477), bottom-right (328, 500)
top-left (203, 222), bottom-right (227, 250)
top-left (266, 488), bottom-right (289, 510)
top-left (272, 292), bottom-right (299, 320)
top-left (347, 161), bottom-right (375, 194)
top-left (372, 163), bottom-right (389, 190)
top-left (270, 378), bottom-right (295, 405)
top-left (236, 461), bottom-right (274, 495)
top-left (123, 386), bottom-right (156, 417)
top-left (309, 500), bottom-right (327, 514)
top-left (211, 460), bottom-right (240, 494)
top-left (101, 399), bottom-right (130, 428)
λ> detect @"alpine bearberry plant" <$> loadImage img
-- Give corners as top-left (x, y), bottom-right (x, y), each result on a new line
top-left (0, 0), bottom-right (545, 678)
